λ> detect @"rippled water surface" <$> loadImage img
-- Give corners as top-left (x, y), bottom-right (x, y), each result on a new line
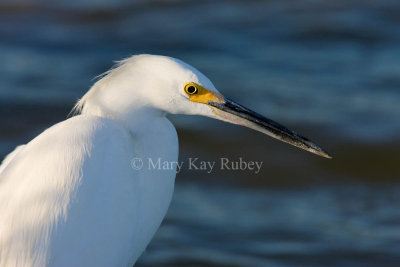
top-left (138, 183), bottom-right (400, 267)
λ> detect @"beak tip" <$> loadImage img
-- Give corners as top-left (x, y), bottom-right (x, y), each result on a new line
top-left (315, 149), bottom-right (333, 159)
top-left (321, 153), bottom-right (333, 159)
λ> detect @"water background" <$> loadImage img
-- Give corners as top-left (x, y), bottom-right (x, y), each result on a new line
top-left (0, 1), bottom-right (399, 266)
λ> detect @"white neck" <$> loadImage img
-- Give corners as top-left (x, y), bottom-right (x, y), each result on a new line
top-left (124, 108), bottom-right (178, 162)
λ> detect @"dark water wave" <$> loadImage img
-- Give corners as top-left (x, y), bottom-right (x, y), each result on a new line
top-left (137, 183), bottom-right (400, 267)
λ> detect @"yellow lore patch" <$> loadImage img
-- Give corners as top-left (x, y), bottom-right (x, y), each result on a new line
top-left (184, 82), bottom-right (225, 104)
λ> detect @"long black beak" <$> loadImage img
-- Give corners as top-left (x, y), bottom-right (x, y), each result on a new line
top-left (208, 99), bottom-right (332, 159)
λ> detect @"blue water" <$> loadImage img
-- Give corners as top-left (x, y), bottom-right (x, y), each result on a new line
top-left (137, 183), bottom-right (400, 267)
top-left (1, 1), bottom-right (400, 266)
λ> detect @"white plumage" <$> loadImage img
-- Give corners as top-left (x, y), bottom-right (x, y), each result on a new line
top-left (0, 54), bottom-right (330, 267)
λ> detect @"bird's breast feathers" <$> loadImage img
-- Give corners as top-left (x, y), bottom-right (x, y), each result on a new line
top-left (0, 115), bottom-right (176, 267)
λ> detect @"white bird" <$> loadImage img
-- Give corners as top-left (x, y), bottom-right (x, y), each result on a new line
top-left (0, 54), bottom-right (331, 267)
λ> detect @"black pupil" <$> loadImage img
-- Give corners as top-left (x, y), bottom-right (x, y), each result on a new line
top-left (187, 86), bottom-right (196, 94)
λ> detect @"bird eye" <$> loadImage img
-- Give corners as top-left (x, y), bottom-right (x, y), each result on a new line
top-left (185, 84), bottom-right (198, 95)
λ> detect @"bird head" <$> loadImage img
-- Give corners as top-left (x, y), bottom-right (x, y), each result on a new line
top-left (75, 54), bottom-right (331, 158)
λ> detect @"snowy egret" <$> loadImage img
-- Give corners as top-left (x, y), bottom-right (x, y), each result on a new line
top-left (0, 54), bottom-right (331, 267)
